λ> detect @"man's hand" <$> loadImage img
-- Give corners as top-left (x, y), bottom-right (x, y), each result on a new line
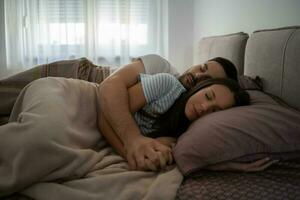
top-left (124, 135), bottom-right (173, 171)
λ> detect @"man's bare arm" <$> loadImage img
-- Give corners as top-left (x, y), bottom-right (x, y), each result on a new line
top-left (98, 60), bottom-right (171, 170)
top-left (98, 112), bottom-right (126, 158)
top-left (98, 81), bottom-right (146, 159)
top-left (98, 60), bottom-right (145, 143)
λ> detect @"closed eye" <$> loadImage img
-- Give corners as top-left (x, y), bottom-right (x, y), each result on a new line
top-left (205, 89), bottom-right (215, 101)
top-left (202, 63), bottom-right (208, 72)
top-left (200, 64), bottom-right (207, 73)
top-left (205, 93), bottom-right (212, 100)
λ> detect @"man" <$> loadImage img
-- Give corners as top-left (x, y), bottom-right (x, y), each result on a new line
top-left (98, 54), bottom-right (238, 171)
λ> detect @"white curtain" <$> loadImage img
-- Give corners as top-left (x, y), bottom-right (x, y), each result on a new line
top-left (4, 0), bottom-right (168, 70)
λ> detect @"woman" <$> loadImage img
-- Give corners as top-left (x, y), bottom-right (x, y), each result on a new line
top-left (99, 73), bottom-right (250, 171)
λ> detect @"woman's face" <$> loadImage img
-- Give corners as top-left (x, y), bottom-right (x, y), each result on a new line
top-left (185, 84), bottom-right (235, 121)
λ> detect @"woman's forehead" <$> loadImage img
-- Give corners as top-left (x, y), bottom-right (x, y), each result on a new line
top-left (209, 84), bottom-right (234, 108)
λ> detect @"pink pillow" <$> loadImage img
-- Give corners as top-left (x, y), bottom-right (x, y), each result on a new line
top-left (173, 90), bottom-right (300, 175)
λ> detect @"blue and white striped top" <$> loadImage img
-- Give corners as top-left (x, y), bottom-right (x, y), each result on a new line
top-left (134, 73), bottom-right (186, 136)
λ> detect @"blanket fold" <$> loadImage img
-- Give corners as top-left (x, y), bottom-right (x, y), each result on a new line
top-left (0, 58), bottom-right (111, 124)
top-left (0, 77), bottom-right (182, 199)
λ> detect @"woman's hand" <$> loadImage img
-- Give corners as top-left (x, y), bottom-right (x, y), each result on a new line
top-left (144, 150), bottom-right (174, 171)
top-left (205, 157), bottom-right (279, 172)
top-left (124, 135), bottom-right (173, 171)
top-left (141, 137), bottom-right (177, 171)
top-left (155, 137), bottom-right (177, 148)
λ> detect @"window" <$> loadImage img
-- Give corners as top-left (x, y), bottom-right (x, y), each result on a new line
top-left (4, 0), bottom-right (168, 69)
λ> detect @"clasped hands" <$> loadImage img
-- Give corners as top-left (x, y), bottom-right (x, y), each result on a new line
top-left (124, 135), bottom-right (175, 171)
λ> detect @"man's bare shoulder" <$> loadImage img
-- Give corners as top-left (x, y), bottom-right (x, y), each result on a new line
top-left (101, 60), bottom-right (146, 89)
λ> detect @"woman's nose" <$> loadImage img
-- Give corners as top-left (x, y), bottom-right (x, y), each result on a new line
top-left (200, 103), bottom-right (208, 112)
top-left (202, 103), bottom-right (213, 113)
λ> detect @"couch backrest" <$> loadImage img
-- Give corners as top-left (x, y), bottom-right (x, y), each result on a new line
top-left (244, 26), bottom-right (300, 110)
top-left (198, 32), bottom-right (249, 75)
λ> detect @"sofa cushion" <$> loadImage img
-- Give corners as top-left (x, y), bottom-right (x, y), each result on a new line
top-left (197, 32), bottom-right (248, 75)
top-left (239, 75), bottom-right (263, 90)
top-left (244, 26), bottom-right (300, 110)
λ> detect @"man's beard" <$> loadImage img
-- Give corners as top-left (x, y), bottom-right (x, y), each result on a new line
top-left (178, 72), bottom-right (195, 90)
top-left (178, 73), bottom-right (212, 90)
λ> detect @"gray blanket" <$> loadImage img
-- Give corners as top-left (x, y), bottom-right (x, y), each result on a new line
top-left (0, 77), bottom-right (182, 199)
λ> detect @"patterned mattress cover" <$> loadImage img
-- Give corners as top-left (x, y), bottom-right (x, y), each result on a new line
top-left (176, 159), bottom-right (300, 200)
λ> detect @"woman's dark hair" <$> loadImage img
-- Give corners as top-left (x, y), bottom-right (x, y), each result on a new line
top-left (209, 57), bottom-right (238, 81)
top-left (147, 77), bottom-right (250, 138)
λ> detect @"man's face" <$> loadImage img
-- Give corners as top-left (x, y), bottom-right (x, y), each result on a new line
top-left (178, 61), bottom-right (227, 90)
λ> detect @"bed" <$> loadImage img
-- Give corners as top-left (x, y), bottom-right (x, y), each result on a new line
top-left (0, 26), bottom-right (300, 199)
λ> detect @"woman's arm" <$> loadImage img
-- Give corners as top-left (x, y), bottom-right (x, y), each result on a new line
top-left (127, 82), bottom-right (147, 113)
top-left (99, 116), bottom-right (173, 171)
top-left (204, 157), bottom-right (279, 172)
top-left (155, 137), bottom-right (177, 148)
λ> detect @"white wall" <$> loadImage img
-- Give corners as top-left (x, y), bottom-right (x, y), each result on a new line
top-left (0, 0), bottom-right (197, 77)
top-left (0, 0), bottom-right (6, 78)
top-left (2, 0), bottom-right (298, 76)
top-left (0, 0), bottom-right (195, 78)
top-left (168, 0), bottom-right (194, 73)
top-left (193, 0), bottom-right (300, 64)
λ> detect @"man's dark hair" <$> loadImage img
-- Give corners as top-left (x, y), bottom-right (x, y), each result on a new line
top-left (209, 57), bottom-right (238, 81)
top-left (147, 77), bottom-right (249, 138)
